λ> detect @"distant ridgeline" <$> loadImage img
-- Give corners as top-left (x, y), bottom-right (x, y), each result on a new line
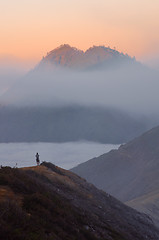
top-left (38, 44), bottom-right (136, 70)
top-left (0, 105), bottom-right (148, 143)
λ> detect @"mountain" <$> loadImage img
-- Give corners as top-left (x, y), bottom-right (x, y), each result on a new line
top-left (37, 44), bottom-right (135, 70)
top-left (0, 44), bottom-right (159, 143)
top-left (0, 105), bottom-right (148, 143)
top-left (126, 190), bottom-right (159, 227)
top-left (71, 125), bottom-right (159, 226)
top-left (0, 162), bottom-right (159, 240)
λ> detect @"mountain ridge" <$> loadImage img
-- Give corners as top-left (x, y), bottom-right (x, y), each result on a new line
top-left (71, 125), bottom-right (159, 226)
top-left (38, 44), bottom-right (135, 70)
top-left (71, 125), bottom-right (159, 199)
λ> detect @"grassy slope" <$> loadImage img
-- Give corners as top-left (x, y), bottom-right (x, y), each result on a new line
top-left (0, 162), bottom-right (159, 240)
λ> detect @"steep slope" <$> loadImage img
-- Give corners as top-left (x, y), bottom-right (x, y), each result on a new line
top-left (71, 125), bottom-right (159, 225)
top-left (126, 190), bottom-right (159, 227)
top-left (71, 125), bottom-right (159, 201)
top-left (0, 162), bottom-right (159, 240)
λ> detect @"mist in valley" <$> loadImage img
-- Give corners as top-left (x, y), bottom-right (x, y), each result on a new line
top-left (0, 53), bottom-right (159, 144)
top-left (1, 60), bottom-right (159, 117)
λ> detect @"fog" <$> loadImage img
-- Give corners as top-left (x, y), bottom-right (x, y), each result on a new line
top-left (1, 61), bottom-right (159, 116)
top-left (0, 61), bottom-right (28, 96)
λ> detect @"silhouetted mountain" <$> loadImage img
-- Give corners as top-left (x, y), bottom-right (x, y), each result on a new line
top-left (38, 44), bottom-right (136, 70)
top-left (71, 125), bottom-right (159, 226)
top-left (0, 162), bottom-right (159, 240)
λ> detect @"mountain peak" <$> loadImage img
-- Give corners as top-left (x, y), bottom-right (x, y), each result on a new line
top-left (39, 44), bottom-right (134, 70)
top-left (47, 44), bottom-right (83, 56)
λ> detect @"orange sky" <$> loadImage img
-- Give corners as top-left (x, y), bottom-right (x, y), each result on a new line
top-left (1, 0), bottom-right (159, 68)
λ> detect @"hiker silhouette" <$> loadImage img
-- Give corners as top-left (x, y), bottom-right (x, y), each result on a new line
top-left (36, 153), bottom-right (40, 166)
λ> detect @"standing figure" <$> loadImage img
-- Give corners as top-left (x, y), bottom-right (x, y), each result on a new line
top-left (36, 152), bottom-right (40, 166)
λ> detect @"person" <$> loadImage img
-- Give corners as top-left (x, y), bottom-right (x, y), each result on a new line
top-left (36, 152), bottom-right (40, 166)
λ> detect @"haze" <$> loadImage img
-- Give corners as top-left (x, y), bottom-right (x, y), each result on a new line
top-left (1, 62), bottom-right (159, 118)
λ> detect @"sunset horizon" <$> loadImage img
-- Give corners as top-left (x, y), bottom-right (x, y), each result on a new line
top-left (0, 42), bottom-right (158, 70)
top-left (1, 0), bottom-right (159, 69)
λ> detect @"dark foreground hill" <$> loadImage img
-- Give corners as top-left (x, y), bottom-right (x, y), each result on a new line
top-left (0, 162), bottom-right (159, 240)
top-left (71, 125), bottom-right (159, 227)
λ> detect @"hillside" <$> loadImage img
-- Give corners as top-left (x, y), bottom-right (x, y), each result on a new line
top-left (126, 190), bottom-right (159, 227)
top-left (0, 162), bottom-right (159, 239)
top-left (71, 125), bottom-right (159, 226)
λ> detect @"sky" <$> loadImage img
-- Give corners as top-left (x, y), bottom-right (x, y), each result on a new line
top-left (1, 0), bottom-right (159, 69)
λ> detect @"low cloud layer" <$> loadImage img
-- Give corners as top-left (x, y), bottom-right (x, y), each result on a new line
top-left (0, 62), bottom-right (27, 96)
top-left (0, 62), bottom-right (159, 116)
top-left (0, 142), bottom-right (119, 169)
